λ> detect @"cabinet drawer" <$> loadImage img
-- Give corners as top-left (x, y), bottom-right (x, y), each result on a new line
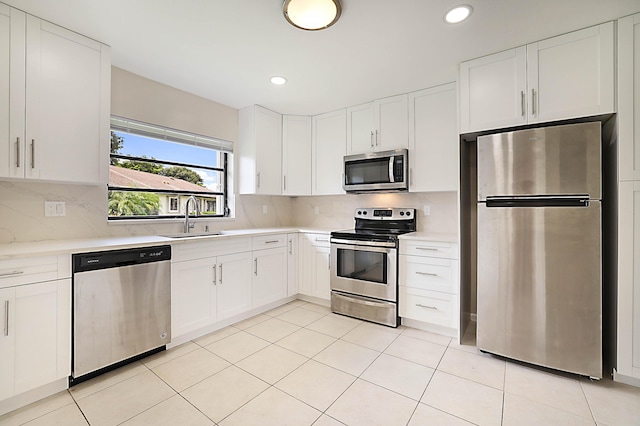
top-left (401, 255), bottom-right (458, 294)
top-left (401, 240), bottom-right (458, 259)
top-left (308, 234), bottom-right (331, 248)
top-left (172, 237), bottom-right (252, 262)
top-left (399, 286), bottom-right (458, 328)
top-left (252, 234), bottom-right (287, 250)
top-left (0, 256), bottom-right (59, 288)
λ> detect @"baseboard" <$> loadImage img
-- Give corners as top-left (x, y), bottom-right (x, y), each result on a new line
top-left (0, 378), bottom-right (68, 416)
top-left (613, 369), bottom-right (640, 388)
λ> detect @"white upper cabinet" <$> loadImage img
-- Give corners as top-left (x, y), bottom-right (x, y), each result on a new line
top-left (238, 105), bottom-right (282, 195)
top-left (346, 95), bottom-right (409, 154)
top-left (282, 115), bottom-right (312, 195)
top-left (618, 13), bottom-right (640, 182)
top-left (408, 83), bottom-right (458, 192)
top-left (312, 109), bottom-right (346, 195)
top-left (1, 6), bottom-right (109, 184)
top-left (459, 22), bottom-right (614, 133)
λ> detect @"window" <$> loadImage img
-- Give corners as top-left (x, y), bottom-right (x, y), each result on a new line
top-left (108, 117), bottom-right (232, 219)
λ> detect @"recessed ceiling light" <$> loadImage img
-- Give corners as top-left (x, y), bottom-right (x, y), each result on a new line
top-left (270, 76), bottom-right (287, 85)
top-left (444, 5), bottom-right (473, 24)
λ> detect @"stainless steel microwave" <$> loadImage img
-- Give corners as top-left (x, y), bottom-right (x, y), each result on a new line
top-left (343, 149), bottom-right (408, 193)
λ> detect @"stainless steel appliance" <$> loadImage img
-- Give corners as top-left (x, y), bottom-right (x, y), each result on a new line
top-left (331, 208), bottom-right (416, 327)
top-left (71, 245), bottom-right (171, 384)
top-left (343, 149), bottom-right (408, 193)
top-left (476, 121), bottom-right (602, 378)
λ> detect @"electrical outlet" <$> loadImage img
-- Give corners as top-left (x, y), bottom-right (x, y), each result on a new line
top-left (423, 205), bottom-right (431, 216)
top-left (314, 206), bottom-right (320, 215)
top-left (45, 201), bottom-right (66, 217)
top-left (262, 205), bottom-right (268, 215)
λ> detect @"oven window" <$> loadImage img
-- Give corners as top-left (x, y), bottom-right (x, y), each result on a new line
top-left (336, 248), bottom-right (387, 284)
top-left (345, 158), bottom-right (391, 185)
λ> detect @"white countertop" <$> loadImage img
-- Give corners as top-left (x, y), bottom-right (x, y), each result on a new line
top-left (0, 227), bottom-right (335, 260)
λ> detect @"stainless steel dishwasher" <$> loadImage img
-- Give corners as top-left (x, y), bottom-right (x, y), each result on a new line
top-left (71, 245), bottom-right (171, 385)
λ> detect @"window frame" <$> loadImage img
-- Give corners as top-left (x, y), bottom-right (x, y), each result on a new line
top-left (108, 117), bottom-right (232, 220)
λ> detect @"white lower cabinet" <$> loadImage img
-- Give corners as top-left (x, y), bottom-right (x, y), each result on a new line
top-left (217, 252), bottom-right (253, 321)
top-left (299, 233), bottom-right (331, 301)
top-left (171, 257), bottom-right (217, 337)
top-left (399, 239), bottom-right (459, 332)
top-left (0, 275), bottom-right (70, 402)
top-left (252, 246), bottom-right (287, 308)
top-left (287, 233), bottom-right (299, 296)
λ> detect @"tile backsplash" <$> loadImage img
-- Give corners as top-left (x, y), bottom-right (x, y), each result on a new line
top-left (0, 180), bottom-right (457, 244)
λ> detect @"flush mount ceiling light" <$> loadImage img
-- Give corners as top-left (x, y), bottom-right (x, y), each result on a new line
top-left (283, 0), bottom-right (342, 31)
top-left (444, 5), bottom-right (473, 24)
top-left (270, 76), bottom-right (288, 85)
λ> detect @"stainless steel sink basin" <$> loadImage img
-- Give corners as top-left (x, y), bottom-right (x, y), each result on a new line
top-left (161, 231), bottom-right (221, 239)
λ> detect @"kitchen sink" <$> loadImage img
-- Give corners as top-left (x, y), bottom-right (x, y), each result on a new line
top-left (161, 231), bottom-right (221, 239)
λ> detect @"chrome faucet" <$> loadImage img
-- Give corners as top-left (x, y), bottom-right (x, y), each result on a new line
top-left (184, 196), bottom-right (200, 233)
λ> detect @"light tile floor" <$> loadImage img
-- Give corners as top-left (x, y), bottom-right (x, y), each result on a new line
top-left (2, 299), bottom-right (640, 425)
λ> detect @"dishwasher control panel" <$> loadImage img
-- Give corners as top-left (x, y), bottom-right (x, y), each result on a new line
top-left (73, 245), bottom-right (171, 272)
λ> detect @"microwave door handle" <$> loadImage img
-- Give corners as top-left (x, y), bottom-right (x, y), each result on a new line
top-left (389, 157), bottom-right (395, 183)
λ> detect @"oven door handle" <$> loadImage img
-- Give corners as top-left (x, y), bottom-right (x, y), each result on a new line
top-left (330, 238), bottom-right (396, 248)
top-left (333, 292), bottom-right (393, 308)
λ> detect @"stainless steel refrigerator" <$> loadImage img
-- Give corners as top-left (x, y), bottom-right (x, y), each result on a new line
top-left (476, 121), bottom-right (602, 378)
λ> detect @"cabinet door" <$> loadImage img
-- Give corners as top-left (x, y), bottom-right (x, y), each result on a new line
top-left (346, 102), bottom-right (374, 154)
top-left (618, 14), bottom-right (640, 182)
top-left (171, 258), bottom-right (216, 337)
top-left (287, 233), bottom-right (298, 296)
top-left (282, 115), bottom-right (311, 195)
top-left (617, 181), bottom-right (640, 379)
top-left (0, 5), bottom-right (25, 179)
top-left (255, 106), bottom-right (283, 194)
top-left (409, 84), bottom-right (458, 192)
top-left (459, 47), bottom-right (527, 133)
top-left (25, 15), bottom-right (109, 184)
top-left (0, 286), bottom-right (15, 400)
top-left (374, 94), bottom-right (408, 151)
top-left (217, 252), bottom-right (252, 321)
top-left (312, 109), bottom-right (346, 195)
top-left (253, 247), bottom-right (287, 307)
top-left (527, 22), bottom-right (614, 124)
top-left (14, 279), bottom-right (69, 394)
top-left (313, 247), bottom-right (331, 300)
top-left (298, 234), bottom-right (315, 297)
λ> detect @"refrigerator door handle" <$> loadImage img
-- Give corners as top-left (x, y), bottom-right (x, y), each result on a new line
top-left (485, 195), bottom-right (591, 208)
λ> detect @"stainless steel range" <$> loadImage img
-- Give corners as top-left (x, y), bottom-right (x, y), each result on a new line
top-left (330, 208), bottom-right (416, 327)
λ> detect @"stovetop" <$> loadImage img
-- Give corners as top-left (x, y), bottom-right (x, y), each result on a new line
top-left (331, 208), bottom-right (416, 242)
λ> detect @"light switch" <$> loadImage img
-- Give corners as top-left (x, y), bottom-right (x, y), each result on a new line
top-left (45, 201), bottom-right (66, 217)
top-left (423, 205), bottom-right (431, 216)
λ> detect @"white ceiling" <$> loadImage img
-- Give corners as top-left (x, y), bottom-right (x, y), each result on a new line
top-left (6, 0), bottom-right (640, 116)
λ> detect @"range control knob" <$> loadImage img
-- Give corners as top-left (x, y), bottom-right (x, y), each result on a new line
top-left (363, 211), bottom-right (368, 215)
top-left (357, 210), bottom-right (362, 215)
top-left (399, 211), bottom-right (405, 216)
top-left (405, 211), bottom-right (412, 216)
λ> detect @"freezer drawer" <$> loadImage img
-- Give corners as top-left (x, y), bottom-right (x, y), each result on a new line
top-left (477, 201), bottom-right (602, 378)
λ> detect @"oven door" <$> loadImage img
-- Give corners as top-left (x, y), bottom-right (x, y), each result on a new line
top-left (330, 239), bottom-right (397, 302)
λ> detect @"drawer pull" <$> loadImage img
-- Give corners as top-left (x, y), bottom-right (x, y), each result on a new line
top-left (0, 270), bottom-right (24, 278)
top-left (416, 247), bottom-right (438, 251)
top-left (265, 240), bottom-right (279, 244)
top-left (416, 303), bottom-right (438, 310)
top-left (416, 271), bottom-right (438, 277)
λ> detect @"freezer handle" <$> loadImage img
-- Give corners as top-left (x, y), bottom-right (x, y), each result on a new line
top-left (485, 196), bottom-right (591, 208)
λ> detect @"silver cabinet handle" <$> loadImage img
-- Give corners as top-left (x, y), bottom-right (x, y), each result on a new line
top-left (370, 131), bottom-right (374, 147)
top-left (265, 240), bottom-right (279, 244)
top-left (283, 175), bottom-right (287, 191)
top-left (256, 172), bottom-right (261, 189)
top-left (416, 247), bottom-right (438, 251)
top-left (416, 303), bottom-right (438, 310)
top-left (4, 300), bottom-right (8, 337)
top-left (375, 129), bottom-right (379, 146)
top-left (31, 139), bottom-right (35, 168)
top-left (254, 258), bottom-right (258, 276)
top-left (289, 239), bottom-right (293, 255)
top-left (416, 271), bottom-right (438, 277)
top-left (212, 264), bottom-right (217, 285)
top-left (0, 270), bottom-right (24, 278)
top-left (16, 137), bottom-right (20, 168)
top-left (520, 91), bottom-right (525, 117)
top-left (328, 253), bottom-right (331, 270)
top-left (531, 89), bottom-right (536, 116)
top-left (219, 264), bottom-right (222, 284)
